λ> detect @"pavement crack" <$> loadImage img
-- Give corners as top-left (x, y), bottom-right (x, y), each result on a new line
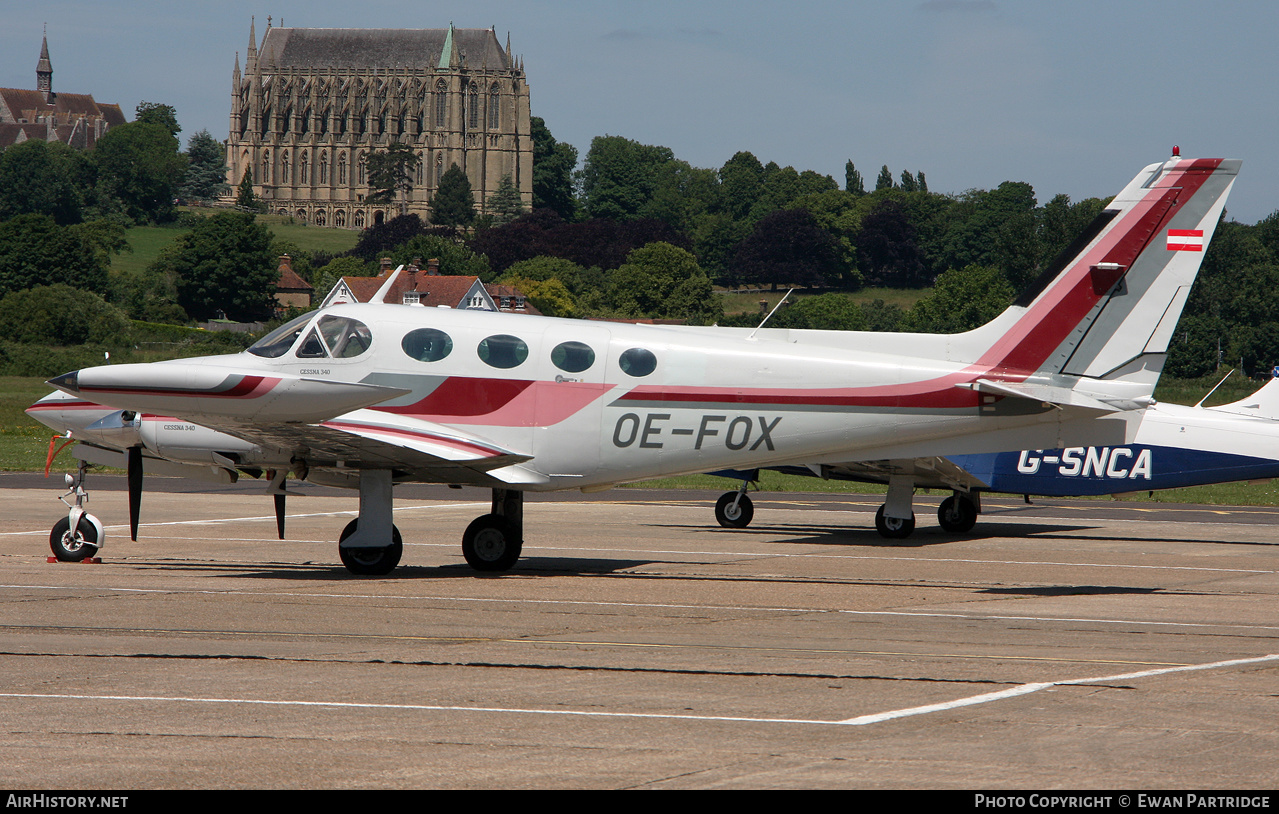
top-left (0, 649), bottom-right (1013, 686)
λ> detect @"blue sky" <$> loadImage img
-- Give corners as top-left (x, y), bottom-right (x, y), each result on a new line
top-left (3, 1), bottom-right (1275, 223)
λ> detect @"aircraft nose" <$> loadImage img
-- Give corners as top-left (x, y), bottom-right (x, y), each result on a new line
top-left (48, 371), bottom-right (80, 393)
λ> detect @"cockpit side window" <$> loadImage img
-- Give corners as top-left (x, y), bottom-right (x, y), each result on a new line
top-left (317, 315), bottom-right (372, 359)
top-left (247, 312), bottom-right (314, 358)
top-left (295, 329), bottom-right (328, 358)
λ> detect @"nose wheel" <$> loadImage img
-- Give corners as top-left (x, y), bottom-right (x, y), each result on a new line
top-left (50, 514), bottom-right (101, 561)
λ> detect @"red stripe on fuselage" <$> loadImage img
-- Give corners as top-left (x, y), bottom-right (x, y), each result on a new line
top-left (374, 377), bottom-right (613, 427)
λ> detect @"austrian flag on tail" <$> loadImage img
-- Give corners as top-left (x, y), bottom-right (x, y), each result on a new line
top-left (1167, 229), bottom-right (1204, 251)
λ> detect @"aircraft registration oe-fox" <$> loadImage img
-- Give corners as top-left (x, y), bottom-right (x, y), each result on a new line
top-left (710, 374), bottom-right (1279, 536)
top-left (29, 152), bottom-right (1238, 575)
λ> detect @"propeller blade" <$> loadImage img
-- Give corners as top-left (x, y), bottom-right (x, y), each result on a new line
top-left (274, 493), bottom-right (286, 540)
top-left (127, 446), bottom-right (143, 541)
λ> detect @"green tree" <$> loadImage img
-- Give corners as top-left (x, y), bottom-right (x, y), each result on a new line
top-left (134, 101), bottom-right (180, 137)
top-left (0, 139), bottom-right (88, 224)
top-left (875, 165), bottom-right (894, 191)
top-left (578, 135), bottom-right (674, 220)
top-left (901, 264), bottom-right (1014, 333)
top-left (387, 234), bottom-right (491, 280)
top-left (310, 256), bottom-right (372, 304)
top-left (430, 163), bottom-right (475, 229)
top-left (844, 161), bottom-right (865, 196)
top-left (235, 166), bottom-right (261, 211)
top-left (718, 151), bottom-right (765, 220)
top-left (181, 129), bottom-right (229, 202)
top-left (163, 211), bottom-right (276, 321)
top-left (609, 241), bottom-right (721, 323)
top-left (771, 293), bottom-right (867, 331)
top-left (0, 213), bottom-right (110, 297)
top-left (500, 255), bottom-right (587, 292)
top-left (365, 142), bottom-right (420, 211)
top-left (92, 121), bottom-right (187, 223)
top-left (502, 273), bottom-right (576, 317)
top-left (0, 284), bottom-right (130, 346)
top-left (530, 116), bottom-right (578, 220)
top-left (486, 174), bottom-right (526, 225)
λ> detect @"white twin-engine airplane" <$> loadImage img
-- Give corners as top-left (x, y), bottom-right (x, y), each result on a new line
top-left (30, 153), bottom-right (1238, 575)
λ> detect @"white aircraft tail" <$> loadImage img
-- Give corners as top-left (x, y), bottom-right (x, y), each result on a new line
top-left (966, 154), bottom-right (1239, 390)
top-left (1210, 377), bottom-right (1279, 419)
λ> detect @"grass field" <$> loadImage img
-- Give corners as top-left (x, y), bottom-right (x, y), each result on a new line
top-left (109, 210), bottom-right (360, 277)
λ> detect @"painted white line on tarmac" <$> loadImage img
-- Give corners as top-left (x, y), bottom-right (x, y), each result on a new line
top-left (836, 653), bottom-right (1279, 725)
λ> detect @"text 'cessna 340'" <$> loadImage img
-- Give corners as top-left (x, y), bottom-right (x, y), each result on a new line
top-left (29, 152), bottom-right (1239, 574)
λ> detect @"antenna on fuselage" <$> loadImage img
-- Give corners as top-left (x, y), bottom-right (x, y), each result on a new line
top-left (747, 290), bottom-right (794, 340)
top-left (1194, 368), bottom-right (1234, 409)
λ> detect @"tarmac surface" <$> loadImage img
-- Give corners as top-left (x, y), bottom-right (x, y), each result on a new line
top-left (1, 472), bottom-right (1277, 789)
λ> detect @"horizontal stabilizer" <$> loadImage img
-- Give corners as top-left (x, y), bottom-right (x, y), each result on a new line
top-left (963, 379), bottom-right (1141, 412)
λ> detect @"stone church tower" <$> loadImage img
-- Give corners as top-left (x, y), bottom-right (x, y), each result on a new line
top-left (227, 19), bottom-right (532, 228)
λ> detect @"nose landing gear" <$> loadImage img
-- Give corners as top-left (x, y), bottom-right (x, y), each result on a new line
top-left (50, 461), bottom-right (104, 562)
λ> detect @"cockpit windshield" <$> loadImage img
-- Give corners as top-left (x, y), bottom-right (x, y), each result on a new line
top-left (247, 312), bottom-right (315, 358)
top-left (246, 313), bottom-right (373, 360)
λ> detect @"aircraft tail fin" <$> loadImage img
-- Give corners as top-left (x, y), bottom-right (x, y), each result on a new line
top-left (1210, 377), bottom-right (1279, 419)
top-left (971, 153), bottom-right (1239, 389)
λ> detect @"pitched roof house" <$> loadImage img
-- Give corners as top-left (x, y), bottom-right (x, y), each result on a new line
top-left (320, 258), bottom-right (540, 315)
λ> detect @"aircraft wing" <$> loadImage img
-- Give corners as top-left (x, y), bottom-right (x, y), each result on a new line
top-left (813, 456), bottom-right (990, 492)
top-left (196, 409), bottom-right (547, 487)
top-left (725, 456), bottom-right (989, 492)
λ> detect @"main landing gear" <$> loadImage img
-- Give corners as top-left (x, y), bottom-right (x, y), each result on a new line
top-left (710, 473), bottom-right (981, 541)
top-left (49, 461), bottom-right (104, 562)
top-left (336, 471), bottom-right (525, 576)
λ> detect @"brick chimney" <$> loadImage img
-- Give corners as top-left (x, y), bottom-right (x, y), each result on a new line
top-left (427, 258), bottom-right (440, 276)
top-left (379, 257), bottom-right (394, 276)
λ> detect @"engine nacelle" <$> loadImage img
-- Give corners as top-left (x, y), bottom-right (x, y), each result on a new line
top-left (81, 410), bottom-right (144, 449)
top-left (138, 416), bottom-right (261, 465)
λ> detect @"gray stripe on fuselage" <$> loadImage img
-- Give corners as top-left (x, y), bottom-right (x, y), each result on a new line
top-left (358, 372), bottom-right (448, 407)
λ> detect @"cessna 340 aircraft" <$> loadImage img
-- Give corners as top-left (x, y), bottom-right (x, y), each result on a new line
top-left (30, 152), bottom-right (1238, 575)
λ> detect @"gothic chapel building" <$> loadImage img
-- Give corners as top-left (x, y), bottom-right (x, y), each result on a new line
top-left (227, 20), bottom-right (532, 228)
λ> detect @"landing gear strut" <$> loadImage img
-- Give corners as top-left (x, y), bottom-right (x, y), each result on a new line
top-left (50, 460), bottom-right (104, 561)
top-left (337, 469), bottom-right (401, 576)
top-left (462, 488), bottom-right (524, 572)
top-left (875, 473), bottom-right (916, 541)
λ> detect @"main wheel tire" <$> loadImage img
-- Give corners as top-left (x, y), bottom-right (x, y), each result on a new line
top-left (338, 519), bottom-right (403, 576)
top-left (938, 495), bottom-right (978, 534)
top-left (462, 514), bottom-right (522, 572)
top-left (874, 505), bottom-right (915, 540)
top-left (50, 515), bottom-right (100, 562)
top-left (714, 492), bottom-right (754, 528)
